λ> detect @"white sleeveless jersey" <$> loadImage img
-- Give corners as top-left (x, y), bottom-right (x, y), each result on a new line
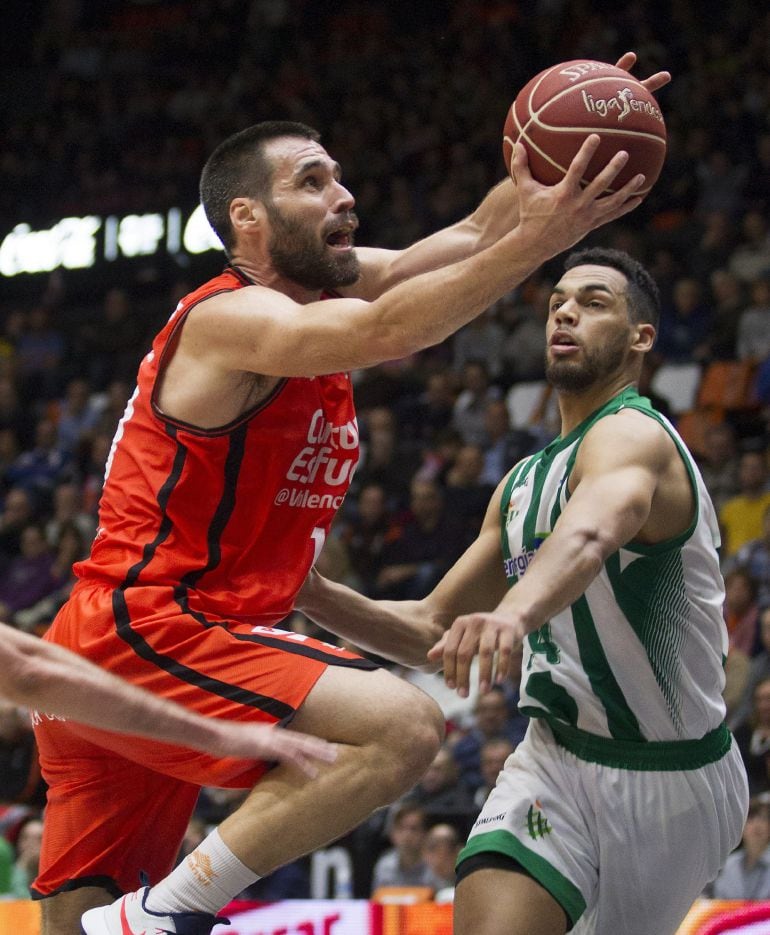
top-left (503, 387), bottom-right (728, 746)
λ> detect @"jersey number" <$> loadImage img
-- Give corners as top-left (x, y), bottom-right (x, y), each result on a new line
top-left (527, 622), bottom-right (560, 668)
top-left (310, 527), bottom-right (326, 566)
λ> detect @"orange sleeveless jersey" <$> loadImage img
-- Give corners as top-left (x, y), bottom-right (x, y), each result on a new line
top-left (76, 266), bottom-right (359, 626)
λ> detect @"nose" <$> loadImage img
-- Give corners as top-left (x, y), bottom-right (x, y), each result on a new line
top-left (554, 299), bottom-right (578, 325)
top-left (333, 180), bottom-right (355, 212)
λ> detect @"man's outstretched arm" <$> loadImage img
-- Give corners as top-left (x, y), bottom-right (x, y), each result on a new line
top-left (2, 624), bottom-right (336, 777)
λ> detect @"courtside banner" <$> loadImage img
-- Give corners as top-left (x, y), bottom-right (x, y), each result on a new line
top-left (213, 899), bottom-right (380, 935)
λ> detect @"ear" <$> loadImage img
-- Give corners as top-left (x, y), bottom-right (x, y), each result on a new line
top-left (230, 198), bottom-right (265, 241)
top-left (632, 322), bottom-right (656, 354)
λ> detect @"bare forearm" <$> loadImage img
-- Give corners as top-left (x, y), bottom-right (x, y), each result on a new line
top-left (297, 572), bottom-right (446, 668)
top-left (2, 628), bottom-right (223, 750)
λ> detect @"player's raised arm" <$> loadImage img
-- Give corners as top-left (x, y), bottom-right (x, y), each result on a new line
top-left (1, 625), bottom-right (335, 777)
top-left (188, 137), bottom-right (644, 379)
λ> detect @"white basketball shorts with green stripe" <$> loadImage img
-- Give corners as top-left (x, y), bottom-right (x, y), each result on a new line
top-left (459, 717), bottom-right (748, 934)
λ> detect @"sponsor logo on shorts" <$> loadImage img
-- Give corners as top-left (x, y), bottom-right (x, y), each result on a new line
top-left (474, 811), bottom-right (507, 828)
top-left (526, 800), bottom-right (552, 840)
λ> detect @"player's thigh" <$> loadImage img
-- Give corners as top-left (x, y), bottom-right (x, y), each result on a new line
top-left (455, 868), bottom-right (568, 935)
top-left (289, 664), bottom-right (445, 750)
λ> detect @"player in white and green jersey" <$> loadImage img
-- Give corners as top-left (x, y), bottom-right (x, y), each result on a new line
top-left (296, 247), bottom-right (748, 934)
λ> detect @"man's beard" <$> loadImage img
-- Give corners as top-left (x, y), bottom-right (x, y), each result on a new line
top-left (545, 332), bottom-right (629, 393)
top-left (265, 201), bottom-right (360, 291)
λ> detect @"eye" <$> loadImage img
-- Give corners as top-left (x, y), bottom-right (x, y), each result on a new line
top-left (302, 175), bottom-right (322, 189)
top-left (549, 301), bottom-right (563, 313)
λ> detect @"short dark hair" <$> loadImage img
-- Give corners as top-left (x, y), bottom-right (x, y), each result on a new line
top-left (563, 247), bottom-right (660, 330)
top-left (199, 121), bottom-right (321, 253)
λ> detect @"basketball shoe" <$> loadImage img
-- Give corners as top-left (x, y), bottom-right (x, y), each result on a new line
top-left (80, 885), bottom-right (229, 934)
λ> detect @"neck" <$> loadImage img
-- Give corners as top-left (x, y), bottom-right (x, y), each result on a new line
top-left (557, 377), bottom-right (637, 436)
top-left (228, 254), bottom-right (322, 304)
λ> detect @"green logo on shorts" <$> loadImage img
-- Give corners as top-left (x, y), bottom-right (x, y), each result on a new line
top-left (526, 801), bottom-right (552, 840)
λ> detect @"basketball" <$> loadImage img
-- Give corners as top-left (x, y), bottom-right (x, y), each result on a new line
top-left (503, 59), bottom-right (667, 196)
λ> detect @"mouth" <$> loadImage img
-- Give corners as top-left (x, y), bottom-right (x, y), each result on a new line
top-left (325, 226), bottom-right (356, 251)
top-left (548, 331), bottom-right (580, 356)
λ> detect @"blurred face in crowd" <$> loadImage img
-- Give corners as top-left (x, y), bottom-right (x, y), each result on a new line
top-left (742, 803), bottom-right (770, 856)
top-left (703, 424), bottom-right (736, 466)
top-left (357, 484), bottom-right (386, 525)
top-left (480, 738), bottom-right (515, 789)
top-left (475, 690), bottom-right (510, 737)
top-left (419, 748), bottom-right (459, 794)
top-left (410, 479), bottom-right (443, 525)
top-left (390, 808), bottom-right (427, 861)
top-left (422, 824), bottom-right (461, 882)
top-left (739, 451), bottom-right (767, 494)
top-left (260, 136), bottom-right (360, 291)
top-left (20, 525), bottom-right (49, 559)
top-left (753, 679), bottom-right (770, 727)
top-left (724, 570), bottom-right (756, 615)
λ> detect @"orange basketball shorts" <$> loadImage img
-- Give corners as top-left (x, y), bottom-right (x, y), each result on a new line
top-left (32, 580), bottom-right (376, 898)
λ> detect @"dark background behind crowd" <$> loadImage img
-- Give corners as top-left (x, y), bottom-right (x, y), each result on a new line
top-left (0, 0), bottom-right (769, 904)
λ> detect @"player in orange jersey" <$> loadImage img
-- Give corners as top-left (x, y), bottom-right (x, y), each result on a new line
top-left (32, 56), bottom-right (668, 935)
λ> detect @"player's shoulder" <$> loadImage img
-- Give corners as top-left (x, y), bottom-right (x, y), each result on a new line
top-left (580, 405), bottom-right (674, 469)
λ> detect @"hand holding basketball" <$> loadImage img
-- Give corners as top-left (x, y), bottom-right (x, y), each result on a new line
top-left (503, 56), bottom-right (668, 197)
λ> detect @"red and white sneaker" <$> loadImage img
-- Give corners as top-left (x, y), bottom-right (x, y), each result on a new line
top-left (80, 886), bottom-right (229, 935)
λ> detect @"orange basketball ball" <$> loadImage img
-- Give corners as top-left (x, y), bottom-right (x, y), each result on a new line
top-left (503, 60), bottom-right (667, 196)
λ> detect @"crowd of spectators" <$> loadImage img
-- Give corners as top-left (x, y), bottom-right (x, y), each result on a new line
top-left (1, 0), bottom-right (769, 905)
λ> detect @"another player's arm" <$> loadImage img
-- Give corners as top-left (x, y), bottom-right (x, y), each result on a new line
top-left (189, 140), bottom-right (645, 378)
top-left (429, 412), bottom-right (681, 695)
top-left (1, 625), bottom-right (335, 776)
top-left (296, 476), bottom-right (510, 668)
top-left (344, 53), bottom-right (671, 301)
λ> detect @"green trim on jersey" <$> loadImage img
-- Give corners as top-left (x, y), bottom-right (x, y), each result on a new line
top-left (605, 549), bottom-right (690, 733)
top-left (542, 714), bottom-right (732, 770)
top-left (457, 829), bottom-right (587, 926)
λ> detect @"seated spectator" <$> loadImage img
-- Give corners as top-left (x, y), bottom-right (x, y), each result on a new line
top-left (75, 287), bottom-right (144, 390)
top-left (720, 449), bottom-right (770, 557)
top-left (402, 745), bottom-right (476, 829)
top-left (479, 399), bottom-right (537, 486)
top-left (452, 360), bottom-right (502, 447)
top-left (93, 379), bottom-right (132, 438)
top-left (699, 268), bottom-right (745, 362)
top-left (698, 422), bottom-right (742, 514)
top-left (443, 444), bottom-right (495, 538)
top-left (452, 310), bottom-right (505, 382)
top-left (473, 737), bottom-right (516, 811)
top-left (734, 677), bottom-right (770, 795)
top-left (655, 277), bottom-right (712, 363)
top-left (737, 274), bottom-right (770, 363)
top-left (8, 816), bottom-right (43, 898)
top-left (338, 482), bottom-right (395, 596)
top-left (395, 370), bottom-right (456, 446)
top-left (370, 803), bottom-right (441, 893)
top-left (0, 523), bottom-right (69, 624)
top-left (51, 377), bottom-right (101, 456)
top-left (724, 567), bottom-right (761, 657)
top-left (729, 210), bottom-right (770, 285)
top-left (0, 487), bottom-right (35, 564)
top-left (45, 481), bottom-right (97, 549)
top-left (453, 687), bottom-right (528, 795)
top-left (729, 607), bottom-right (770, 732)
top-left (354, 406), bottom-right (419, 510)
top-left (0, 376), bottom-right (32, 449)
top-left (376, 477), bottom-right (469, 600)
top-left (498, 283), bottom-right (549, 386)
top-left (728, 504), bottom-right (770, 611)
top-left (0, 428), bottom-right (21, 497)
top-left (422, 823), bottom-right (462, 900)
top-left (710, 796), bottom-right (770, 899)
top-left (0, 701), bottom-right (44, 808)
top-left (4, 417), bottom-right (71, 512)
top-left (14, 306), bottom-right (66, 403)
